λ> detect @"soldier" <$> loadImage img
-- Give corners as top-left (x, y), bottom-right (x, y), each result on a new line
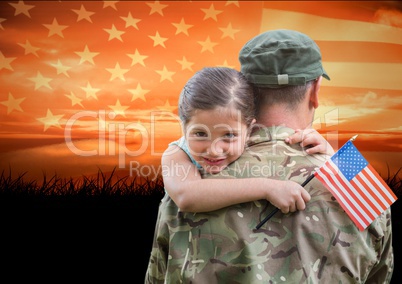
top-left (145, 30), bottom-right (394, 283)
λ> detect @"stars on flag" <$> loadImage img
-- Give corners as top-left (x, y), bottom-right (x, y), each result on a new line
top-left (37, 109), bottom-right (64, 131)
top-left (106, 62), bottom-right (130, 81)
top-left (0, 18), bottom-right (5, 29)
top-left (9, 0), bottom-right (34, 17)
top-left (65, 91), bottom-right (84, 108)
top-left (198, 36), bottom-right (218, 53)
top-left (157, 100), bottom-right (177, 113)
top-left (81, 82), bottom-right (100, 100)
top-left (0, 1), bottom-right (258, 135)
top-left (51, 59), bottom-right (71, 77)
top-left (127, 49), bottom-right (148, 67)
top-left (104, 24), bottom-right (125, 41)
top-left (219, 23), bottom-right (240, 39)
top-left (219, 60), bottom-right (235, 69)
top-left (0, 51), bottom-right (16, 71)
top-left (43, 18), bottom-right (68, 38)
top-left (128, 83), bottom-right (149, 102)
top-left (149, 31), bottom-right (168, 48)
top-left (176, 56), bottom-right (194, 71)
top-left (332, 142), bottom-right (368, 180)
top-left (155, 66), bottom-right (175, 83)
top-left (147, 1), bottom-right (168, 16)
top-left (28, 71), bottom-right (52, 90)
top-left (1, 93), bottom-right (25, 114)
top-left (226, 1), bottom-right (240, 7)
top-left (103, 1), bottom-right (118, 10)
top-left (108, 99), bottom-right (129, 118)
top-left (72, 4), bottom-right (95, 23)
top-left (201, 4), bottom-right (223, 21)
top-left (172, 18), bottom-right (193, 36)
top-left (18, 40), bottom-right (40, 57)
top-left (75, 45), bottom-right (99, 65)
top-left (120, 12), bottom-right (141, 29)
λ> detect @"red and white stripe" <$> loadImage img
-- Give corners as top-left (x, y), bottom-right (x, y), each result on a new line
top-left (314, 160), bottom-right (397, 231)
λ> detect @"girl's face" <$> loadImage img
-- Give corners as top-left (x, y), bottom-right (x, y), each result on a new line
top-left (184, 107), bottom-right (250, 174)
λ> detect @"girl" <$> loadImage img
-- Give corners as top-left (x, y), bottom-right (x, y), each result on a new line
top-left (162, 67), bottom-right (333, 213)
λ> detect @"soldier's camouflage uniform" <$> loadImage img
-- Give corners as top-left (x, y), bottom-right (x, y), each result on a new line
top-left (145, 126), bottom-right (394, 283)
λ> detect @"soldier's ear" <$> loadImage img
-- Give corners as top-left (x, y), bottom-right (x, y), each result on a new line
top-left (310, 76), bottom-right (322, 109)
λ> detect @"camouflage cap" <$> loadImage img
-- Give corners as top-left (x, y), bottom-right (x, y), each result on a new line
top-left (239, 29), bottom-right (330, 87)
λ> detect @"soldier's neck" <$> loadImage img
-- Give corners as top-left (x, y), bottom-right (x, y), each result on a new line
top-left (256, 105), bottom-right (312, 130)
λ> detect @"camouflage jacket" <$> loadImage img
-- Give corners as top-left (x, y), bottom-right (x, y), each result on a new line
top-left (145, 126), bottom-right (394, 283)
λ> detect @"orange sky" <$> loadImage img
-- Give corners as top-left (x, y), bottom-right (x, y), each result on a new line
top-left (0, 1), bottom-right (401, 182)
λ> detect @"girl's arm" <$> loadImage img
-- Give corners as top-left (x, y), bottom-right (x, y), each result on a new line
top-left (162, 144), bottom-right (310, 213)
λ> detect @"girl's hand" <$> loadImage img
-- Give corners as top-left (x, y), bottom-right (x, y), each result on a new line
top-left (267, 180), bottom-right (311, 214)
top-left (285, 129), bottom-right (334, 155)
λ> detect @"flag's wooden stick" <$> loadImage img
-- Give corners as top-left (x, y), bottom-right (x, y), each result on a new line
top-left (255, 135), bottom-right (358, 230)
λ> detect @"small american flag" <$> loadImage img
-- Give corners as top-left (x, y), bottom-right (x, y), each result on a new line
top-left (314, 139), bottom-right (397, 231)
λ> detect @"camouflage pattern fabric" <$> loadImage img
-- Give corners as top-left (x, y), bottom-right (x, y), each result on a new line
top-left (145, 126), bottom-right (394, 283)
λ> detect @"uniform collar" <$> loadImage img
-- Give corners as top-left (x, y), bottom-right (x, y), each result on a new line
top-left (247, 125), bottom-right (295, 146)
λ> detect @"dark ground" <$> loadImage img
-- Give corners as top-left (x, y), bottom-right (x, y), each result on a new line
top-left (0, 194), bottom-right (163, 283)
top-left (0, 193), bottom-right (400, 283)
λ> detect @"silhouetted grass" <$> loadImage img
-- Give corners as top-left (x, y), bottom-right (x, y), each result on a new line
top-left (1, 166), bottom-right (401, 198)
top-left (383, 166), bottom-right (402, 197)
top-left (0, 168), bottom-right (164, 197)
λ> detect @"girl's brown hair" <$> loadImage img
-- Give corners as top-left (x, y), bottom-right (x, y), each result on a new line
top-left (178, 67), bottom-right (255, 127)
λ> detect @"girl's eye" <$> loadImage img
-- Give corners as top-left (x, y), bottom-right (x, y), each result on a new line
top-left (224, 133), bottom-right (237, 139)
top-left (195, 132), bottom-right (208, 137)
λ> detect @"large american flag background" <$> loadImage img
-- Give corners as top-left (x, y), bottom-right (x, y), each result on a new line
top-left (0, 1), bottom-right (401, 183)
